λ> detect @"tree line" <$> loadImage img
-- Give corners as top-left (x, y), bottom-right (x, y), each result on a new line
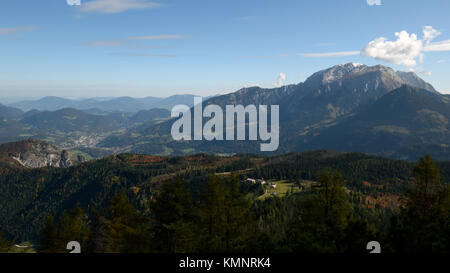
top-left (1, 155), bottom-right (448, 253)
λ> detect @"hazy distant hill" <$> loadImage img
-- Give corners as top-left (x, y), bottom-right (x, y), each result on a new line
top-left (21, 108), bottom-right (121, 133)
top-left (21, 109), bottom-right (42, 119)
top-left (0, 118), bottom-right (39, 144)
top-left (0, 106), bottom-right (172, 154)
top-left (0, 104), bottom-right (23, 119)
top-left (10, 94), bottom-right (199, 113)
top-left (129, 108), bottom-right (171, 124)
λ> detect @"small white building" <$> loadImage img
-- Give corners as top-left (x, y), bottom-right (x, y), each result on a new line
top-left (245, 178), bottom-right (256, 184)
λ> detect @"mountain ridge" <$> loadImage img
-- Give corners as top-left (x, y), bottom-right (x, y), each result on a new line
top-left (98, 63), bottom-right (450, 160)
top-left (2, 63), bottom-right (449, 161)
top-left (9, 94), bottom-right (201, 113)
top-left (0, 104), bottom-right (24, 119)
top-left (302, 85), bottom-right (450, 159)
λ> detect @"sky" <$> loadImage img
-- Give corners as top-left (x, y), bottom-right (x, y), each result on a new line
top-left (1, 0), bottom-right (450, 99)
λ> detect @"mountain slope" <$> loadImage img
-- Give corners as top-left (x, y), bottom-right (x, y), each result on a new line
top-left (11, 96), bottom-right (77, 112)
top-left (0, 104), bottom-right (24, 119)
top-left (98, 63), bottom-right (447, 160)
top-left (3, 63), bottom-right (448, 160)
top-left (204, 85), bottom-right (298, 108)
top-left (304, 85), bottom-right (450, 160)
top-left (396, 71), bottom-right (438, 94)
top-left (282, 64), bottom-right (436, 125)
top-left (0, 119), bottom-right (39, 145)
top-left (129, 108), bottom-right (170, 124)
top-left (21, 108), bottom-right (121, 133)
top-left (2, 149), bottom-right (448, 241)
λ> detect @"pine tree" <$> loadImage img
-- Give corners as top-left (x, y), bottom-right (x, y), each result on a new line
top-left (87, 212), bottom-right (112, 253)
top-left (103, 191), bottom-right (150, 253)
top-left (410, 155), bottom-right (443, 215)
top-left (39, 206), bottom-right (89, 253)
top-left (39, 216), bottom-right (57, 252)
top-left (287, 169), bottom-right (352, 252)
top-left (315, 169), bottom-right (352, 232)
top-left (151, 178), bottom-right (198, 253)
top-left (196, 174), bottom-right (256, 252)
top-left (388, 155), bottom-right (450, 253)
top-left (56, 205), bottom-right (90, 252)
top-left (198, 174), bottom-right (228, 252)
top-left (222, 173), bottom-right (254, 252)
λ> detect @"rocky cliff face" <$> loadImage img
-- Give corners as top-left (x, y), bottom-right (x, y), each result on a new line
top-left (0, 139), bottom-right (86, 168)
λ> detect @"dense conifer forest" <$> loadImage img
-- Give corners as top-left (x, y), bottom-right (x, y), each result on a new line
top-left (0, 151), bottom-right (449, 253)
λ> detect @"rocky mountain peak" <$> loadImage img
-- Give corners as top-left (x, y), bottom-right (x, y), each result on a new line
top-left (0, 139), bottom-right (86, 168)
top-left (302, 63), bottom-right (437, 94)
top-left (305, 62), bottom-right (368, 86)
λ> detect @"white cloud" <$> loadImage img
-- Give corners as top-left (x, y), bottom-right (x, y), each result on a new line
top-left (423, 26), bottom-right (441, 44)
top-left (362, 31), bottom-right (423, 66)
top-left (80, 0), bottom-right (163, 14)
top-left (244, 83), bottom-right (261, 88)
top-left (362, 27), bottom-right (450, 67)
top-left (236, 16), bottom-right (258, 21)
top-left (366, 0), bottom-right (381, 6)
top-left (409, 68), bottom-right (432, 77)
top-left (108, 52), bottom-right (176, 58)
top-left (437, 59), bottom-right (447, 64)
top-left (423, 40), bottom-right (450, 52)
top-left (67, 0), bottom-right (81, 6)
top-left (298, 51), bottom-right (361, 58)
top-left (82, 40), bottom-right (124, 47)
top-left (0, 26), bottom-right (36, 35)
top-left (128, 34), bottom-right (189, 40)
top-left (268, 25), bottom-right (449, 71)
top-left (419, 71), bottom-right (432, 76)
top-left (273, 73), bottom-right (287, 87)
top-left (82, 34), bottom-right (188, 47)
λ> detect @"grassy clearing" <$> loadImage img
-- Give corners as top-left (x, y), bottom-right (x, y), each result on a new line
top-left (257, 180), bottom-right (301, 200)
top-left (256, 180), bottom-right (318, 200)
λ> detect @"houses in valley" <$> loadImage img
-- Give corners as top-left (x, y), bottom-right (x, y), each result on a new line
top-left (243, 177), bottom-right (277, 188)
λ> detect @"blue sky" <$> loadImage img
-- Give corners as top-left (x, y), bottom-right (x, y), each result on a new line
top-left (1, 0), bottom-right (450, 99)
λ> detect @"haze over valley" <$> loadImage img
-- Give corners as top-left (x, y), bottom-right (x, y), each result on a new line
top-left (1, 63), bottom-right (449, 162)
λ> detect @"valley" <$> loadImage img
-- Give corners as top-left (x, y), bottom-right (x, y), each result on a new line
top-left (3, 63), bottom-right (449, 161)
top-left (1, 62), bottom-right (450, 252)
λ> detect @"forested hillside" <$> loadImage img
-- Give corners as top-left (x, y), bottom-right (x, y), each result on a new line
top-left (0, 151), bottom-right (449, 253)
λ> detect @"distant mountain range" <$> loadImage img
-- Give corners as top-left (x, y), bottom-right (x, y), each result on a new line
top-left (1, 63), bottom-right (449, 161)
top-left (8, 94), bottom-right (203, 113)
top-left (99, 63), bottom-right (450, 161)
top-left (0, 106), bottom-right (170, 153)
